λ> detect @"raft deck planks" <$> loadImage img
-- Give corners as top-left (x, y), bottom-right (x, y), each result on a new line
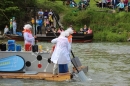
top-left (0, 72), bottom-right (71, 81)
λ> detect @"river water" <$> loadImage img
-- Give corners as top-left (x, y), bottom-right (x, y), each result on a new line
top-left (0, 41), bottom-right (130, 86)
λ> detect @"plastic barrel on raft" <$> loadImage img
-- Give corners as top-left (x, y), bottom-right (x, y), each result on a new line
top-left (59, 64), bottom-right (68, 73)
top-left (32, 45), bottom-right (38, 52)
top-left (38, 45), bottom-right (42, 52)
top-left (8, 40), bottom-right (15, 51)
top-left (16, 44), bottom-right (21, 51)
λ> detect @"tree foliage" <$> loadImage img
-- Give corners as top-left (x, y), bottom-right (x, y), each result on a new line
top-left (0, 0), bottom-right (37, 32)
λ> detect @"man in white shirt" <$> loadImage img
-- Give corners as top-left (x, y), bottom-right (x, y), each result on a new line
top-left (51, 31), bottom-right (71, 75)
top-left (38, 9), bottom-right (44, 19)
top-left (3, 25), bottom-right (9, 36)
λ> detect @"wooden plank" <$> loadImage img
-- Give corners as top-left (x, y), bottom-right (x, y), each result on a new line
top-left (73, 66), bottom-right (88, 73)
top-left (45, 73), bottom-right (71, 81)
top-left (0, 72), bottom-right (71, 81)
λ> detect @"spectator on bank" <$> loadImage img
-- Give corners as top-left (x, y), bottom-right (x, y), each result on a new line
top-left (31, 17), bottom-right (35, 35)
top-left (46, 27), bottom-right (53, 33)
top-left (48, 14), bottom-right (54, 26)
top-left (125, 1), bottom-right (130, 12)
top-left (44, 9), bottom-right (49, 19)
top-left (35, 17), bottom-right (39, 34)
top-left (124, 0), bottom-right (128, 7)
top-left (116, 0), bottom-right (125, 12)
top-left (70, 0), bottom-right (77, 7)
top-left (87, 27), bottom-right (93, 34)
top-left (3, 25), bottom-right (9, 36)
top-left (48, 9), bottom-right (53, 18)
top-left (50, 24), bottom-right (56, 32)
top-left (37, 17), bottom-right (43, 35)
top-left (112, 0), bottom-right (119, 9)
top-left (78, 28), bottom-right (84, 33)
top-left (10, 19), bottom-right (13, 34)
top-left (52, 27), bottom-right (56, 33)
top-left (44, 19), bottom-right (50, 27)
top-left (13, 20), bottom-right (17, 35)
top-left (83, 24), bottom-right (88, 32)
top-left (106, 0), bottom-right (111, 7)
top-left (78, 0), bottom-right (86, 10)
top-left (38, 9), bottom-right (44, 19)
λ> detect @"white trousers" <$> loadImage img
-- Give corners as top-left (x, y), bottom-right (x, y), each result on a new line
top-left (53, 63), bottom-right (58, 75)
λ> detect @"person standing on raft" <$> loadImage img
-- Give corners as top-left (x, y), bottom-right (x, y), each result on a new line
top-left (65, 27), bottom-right (74, 45)
top-left (23, 24), bottom-right (36, 51)
top-left (50, 31), bottom-right (71, 75)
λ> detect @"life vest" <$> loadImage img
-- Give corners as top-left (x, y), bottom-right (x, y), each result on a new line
top-left (68, 35), bottom-right (73, 43)
top-left (22, 29), bottom-right (32, 34)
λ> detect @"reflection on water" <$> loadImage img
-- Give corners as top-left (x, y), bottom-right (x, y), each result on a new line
top-left (0, 41), bottom-right (130, 86)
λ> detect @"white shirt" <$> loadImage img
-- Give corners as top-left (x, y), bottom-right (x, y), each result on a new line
top-left (48, 11), bottom-right (53, 15)
top-left (13, 21), bottom-right (17, 29)
top-left (51, 36), bottom-right (71, 64)
top-left (4, 27), bottom-right (9, 34)
top-left (38, 11), bottom-right (44, 16)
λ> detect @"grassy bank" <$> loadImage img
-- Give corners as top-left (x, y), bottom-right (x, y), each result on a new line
top-left (38, 0), bottom-right (130, 42)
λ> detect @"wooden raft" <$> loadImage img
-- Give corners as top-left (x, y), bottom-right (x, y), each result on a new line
top-left (0, 72), bottom-right (72, 81)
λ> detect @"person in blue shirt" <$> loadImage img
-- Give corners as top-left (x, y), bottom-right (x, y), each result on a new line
top-left (116, 0), bottom-right (125, 12)
top-left (37, 18), bottom-right (43, 35)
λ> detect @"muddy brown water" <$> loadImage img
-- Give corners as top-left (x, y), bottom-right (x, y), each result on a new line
top-left (0, 41), bottom-right (130, 86)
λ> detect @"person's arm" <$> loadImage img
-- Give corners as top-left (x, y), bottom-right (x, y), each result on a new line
top-left (51, 38), bottom-right (58, 44)
top-left (116, 3), bottom-right (120, 7)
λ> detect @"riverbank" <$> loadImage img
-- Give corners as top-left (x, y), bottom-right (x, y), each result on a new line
top-left (39, 1), bottom-right (130, 42)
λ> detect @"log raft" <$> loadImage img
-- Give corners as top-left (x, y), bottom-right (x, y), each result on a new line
top-left (0, 72), bottom-right (72, 81)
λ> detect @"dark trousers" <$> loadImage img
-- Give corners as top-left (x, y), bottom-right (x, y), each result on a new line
top-left (37, 26), bottom-right (42, 34)
top-left (118, 8), bottom-right (124, 12)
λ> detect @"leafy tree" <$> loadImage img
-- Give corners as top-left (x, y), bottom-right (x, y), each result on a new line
top-left (0, 0), bottom-right (37, 32)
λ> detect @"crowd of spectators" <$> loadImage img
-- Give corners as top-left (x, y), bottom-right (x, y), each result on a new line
top-left (78, 25), bottom-right (93, 34)
top-left (96, 0), bottom-right (130, 12)
top-left (31, 9), bottom-right (55, 35)
top-left (30, 7), bottom-right (94, 36)
top-left (64, 0), bottom-right (130, 12)
top-left (64, 0), bottom-right (90, 10)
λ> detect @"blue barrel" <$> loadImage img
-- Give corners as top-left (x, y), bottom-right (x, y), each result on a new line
top-left (16, 44), bottom-right (21, 51)
top-left (8, 40), bottom-right (15, 51)
top-left (59, 64), bottom-right (68, 73)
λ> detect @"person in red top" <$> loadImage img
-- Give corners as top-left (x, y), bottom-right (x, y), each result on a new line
top-left (87, 27), bottom-right (93, 34)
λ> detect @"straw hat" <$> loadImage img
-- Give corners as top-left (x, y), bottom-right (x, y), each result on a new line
top-left (23, 24), bottom-right (32, 30)
top-left (66, 28), bottom-right (73, 34)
